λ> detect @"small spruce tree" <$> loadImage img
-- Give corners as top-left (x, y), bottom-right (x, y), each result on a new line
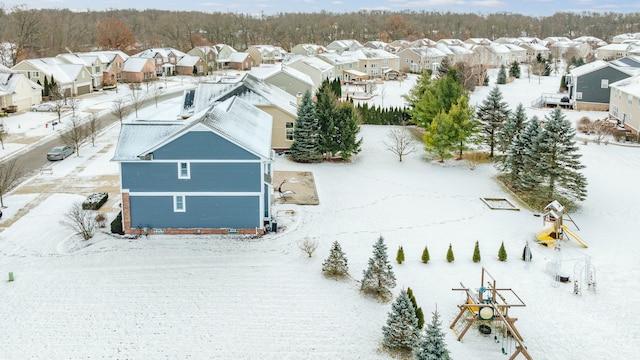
top-left (322, 241), bottom-right (349, 277)
top-left (414, 308), bottom-right (451, 360)
top-left (472, 241), bottom-right (481, 263)
top-left (396, 245), bottom-right (405, 264)
top-left (498, 242), bottom-right (507, 261)
top-left (421, 246), bottom-right (430, 264)
top-left (382, 290), bottom-right (420, 354)
top-left (406, 287), bottom-right (424, 328)
top-left (497, 64), bottom-right (507, 84)
top-left (446, 244), bottom-right (455, 263)
top-left (361, 235), bottom-right (397, 299)
top-left (290, 91), bottom-right (323, 163)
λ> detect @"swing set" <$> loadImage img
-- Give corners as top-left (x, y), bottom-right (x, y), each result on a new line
top-left (450, 268), bottom-right (533, 360)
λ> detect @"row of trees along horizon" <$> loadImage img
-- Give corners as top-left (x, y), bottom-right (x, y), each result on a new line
top-left (3, 5), bottom-right (640, 63)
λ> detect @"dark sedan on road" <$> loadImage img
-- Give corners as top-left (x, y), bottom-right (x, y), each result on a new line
top-left (46, 145), bottom-right (74, 161)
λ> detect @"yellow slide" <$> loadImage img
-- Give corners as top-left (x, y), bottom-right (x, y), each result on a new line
top-left (561, 225), bottom-right (589, 248)
top-left (536, 224), bottom-right (558, 243)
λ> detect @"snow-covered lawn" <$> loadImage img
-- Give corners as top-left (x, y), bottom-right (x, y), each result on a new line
top-left (0, 69), bottom-right (639, 359)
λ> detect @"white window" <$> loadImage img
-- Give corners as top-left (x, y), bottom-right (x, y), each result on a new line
top-left (178, 162), bottom-right (190, 179)
top-left (601, 79), bottom-right (609, 88)
top-left (173, 195), bottom-right (186, 212)
top-left (628, 94), bottom-right (633, 105)
top-left (576, 92), bottom-right (583, 100)
top-left (612, 105), bottom-right (619, 117)
top-left (156, 58), bottom-right (162, 64)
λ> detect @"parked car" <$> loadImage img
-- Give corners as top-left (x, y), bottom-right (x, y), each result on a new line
top-left (46, 145), bottom-right (74, 161)
top-left (31, 103), bottom-right (55, 112)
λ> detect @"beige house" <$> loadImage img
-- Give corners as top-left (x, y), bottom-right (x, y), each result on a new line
top-left (291, 44), bottom-right (327, 57)
top-left (0, 64), bottom-right (42, 111)
top-left (346, 48), bottom-right (400, 78)
top-left (609, 74), bottom-right (640, 134)
top-left (397, 47), bottom-right (447, 73)
top-left (285, 55), bottom-right (334, 89)
top-left (189, 73), bottom-right (299, 150)
top-left (122, 58), bottom-right (156, 83)
top-left (187, 46), bottom-right (218, 74)
top-left (326, 39), bottom-right (364, 54)
top-left (595, 43), bottom-right (640, 61)
top-left (316, 51), bottom-right (361, 82)
top-left (12, 57), bottom-right (93, 97)
top-left (246, 45), bottom-right (287, 66)
top-left (434, 43), bottom-right (474, 64)
top-left (518, 42), bottom-right (550, 62)
top-left (250, 64), bottom-right (314, 98)
top-left (57, 53), bottom-right (107, 90)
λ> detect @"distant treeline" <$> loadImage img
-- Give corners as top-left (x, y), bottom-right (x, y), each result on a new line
top-left (2, 5), bottom-right (640, 59)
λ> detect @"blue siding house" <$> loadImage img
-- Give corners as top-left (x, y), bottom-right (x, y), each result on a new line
top-left (112, 96), bottom-right (273, 235)
top-left (567, 60), bottom-right (634, 111)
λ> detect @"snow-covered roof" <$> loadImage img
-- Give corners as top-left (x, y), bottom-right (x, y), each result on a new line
top-left (113, 96), bottom-right (272, 161)
top-left (404, 47), bottom-right (447, 58)
top-left (123, 58), bottom-right (151, 72)
top-left (132, 48), bottom-right (187, 60)
top-left (610, 74), bottom-right (640, 96)
top-left (19, 58), bottom-right (85, 84)
top-left (571, 60), bottom-right (635, 77)
top-left (190, 73), bottom-right (298, 117)
top-left (177, 55), bottom-right (201, 67)
top-left (287, 56), bottom-right (333, 72)
top-left (227, 52), bottom-right (250, 63)
top-left (316, 51), bottom-right (360, 65)
top-left (201, 97), bottom-right (272, 159)
top-left (249, 64), bottom-right (313, 87)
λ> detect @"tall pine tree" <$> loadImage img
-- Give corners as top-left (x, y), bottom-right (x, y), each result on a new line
top-left (382, 290), bottom-right (420, 353)
top-left (322, 241), bottom-right (349, 277)
top-left (316, 85), bottom-right (338, 159)
top-left (476, 86), bottom-right (510, 158)
top-left (495, 103), bottom-right (528, 169)
top-left (535, 107), bottom-right (588, 203)
top-left (290, 91), bottom-right (322, 163)
top-left (410, 70), bottom-right (465, 129)
top-left (333, 102), bottom-right (362, 160)
top-left (361, 235), bottom-right (397, 299)
top-left (414, 309), bottom-right (451, 360)
top-left (515, 116), bottom-right (543, 192)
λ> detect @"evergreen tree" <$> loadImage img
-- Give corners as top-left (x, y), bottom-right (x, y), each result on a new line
top-left (476, 86), bottom-right (510, 158)
top-left (414, 309), bottom-right (451, 360)
top-left (415, 307), bottom-right (425, 330)
top-left (421, 246), bottom-right (430, 264)
top-left (333, 102), bottom-right (362, 160)
top-left (361, 235), bottom-right (397, 298)
top-left (396, 246), bottom-right (405, 264)
top-left (497, 64), bottom-right (507, 84)
top-left (514, 116), bottom-right (543, 192)
top-left (495, 103), bottom-right (528, 172)
top-left (498, 242), bottom-right (507, 261)
top-left (472, 241), bottom-right (481, 263)
top-left (316, 85), bottom-right (338, 159)
top-left (560, 73), bottom-right (567, 91)
top-left (410, 70), bottom-right (465, 129)
top-left (43, 76), bottom-right (49, 97)
top-left (449, 95), bottom-right (481, 159)
top-left (404, 70), bottom-right (434, 110)
top-left (382, 290), bottom-right (420, 353)
top-left (423, 111), bottom-right (456, 162)
top-left (509, 61), bottom-right (521, 79)
top-left (290, 91), bottom-right (323, 163)
top-left (535, 107), bottom-right (588, 203)
top-left (436, 57), bottom-right (450, 78)
top-left (446, 244), bottom-right (455, 263)
top-left (407, 287), bottom-right (425, 329)
top-left (322, 241), bottom-right (349, 277)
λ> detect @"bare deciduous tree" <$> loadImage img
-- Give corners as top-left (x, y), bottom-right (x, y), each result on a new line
top-left (130, 87), bottom-right (144, 118)
top-left (111, 97), bottom-right (130, 123)
top-left (67, 96), bottom-right (80, 117)
top-left (0, 124), bottom-right (6, 150)
top-left (0, 159), bottom-right (23, 207)
top-left (88, 114), bottom-right (100, 146)
top-left (59, 115), bottom-right (88, 157)
top-left (61, 202), bottom-right (96, 240)
top-left (151, 82), bottom-right (163, 108)
top-left (384, 127), bottom-right (418, 162)
top-left (298, 237), bottom-right (318, 258)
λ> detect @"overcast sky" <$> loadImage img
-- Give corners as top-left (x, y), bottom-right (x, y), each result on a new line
top-left (5, 0), bottom-right (640, 17)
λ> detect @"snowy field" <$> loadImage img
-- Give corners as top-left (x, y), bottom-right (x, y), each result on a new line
top-left (0, 68), bottom-right (639, 359)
